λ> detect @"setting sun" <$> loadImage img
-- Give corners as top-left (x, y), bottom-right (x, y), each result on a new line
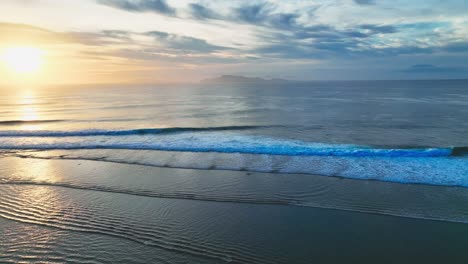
top-left (2, 46), bottom-right (44, 74)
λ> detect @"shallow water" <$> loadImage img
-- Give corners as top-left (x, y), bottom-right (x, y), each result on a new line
top-left (1, 157), bottom-right (468, 223)
top-left (2, 162), bottom-right (468, 264)
top-left (0, 80), bottom-right (467, 263)
top-left (1, 165), bottom-right (468, 263)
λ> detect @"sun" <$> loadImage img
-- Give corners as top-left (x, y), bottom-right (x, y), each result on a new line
top-left (2, 46), bottom-right (45, 74)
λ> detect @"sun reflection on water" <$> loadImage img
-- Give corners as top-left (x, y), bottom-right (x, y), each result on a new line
top-left (21, 105), bottom-right (39, 121)
top-left (17, 91), bottom-right (42, 130)
top-left (10, 158), bottom-right (65, 232)
top-left (13, 157), bottom-right (61, 183)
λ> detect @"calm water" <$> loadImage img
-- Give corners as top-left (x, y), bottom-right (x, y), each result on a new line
top-left (0, 80), bottom-right (468, 263)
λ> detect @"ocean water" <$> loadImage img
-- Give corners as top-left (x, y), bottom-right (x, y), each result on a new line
top-left (1, 79), bottom-right (468, 263)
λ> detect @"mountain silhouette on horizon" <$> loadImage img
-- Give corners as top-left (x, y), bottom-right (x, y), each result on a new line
top-left (201, 75), bottom-right (292, 84)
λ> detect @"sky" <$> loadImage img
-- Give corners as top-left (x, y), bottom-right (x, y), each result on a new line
top-left (0, 0), bottom-right (467, 84)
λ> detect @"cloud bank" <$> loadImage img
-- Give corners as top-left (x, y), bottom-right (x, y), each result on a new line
top-left (0, 0), bottom-right (467, 82)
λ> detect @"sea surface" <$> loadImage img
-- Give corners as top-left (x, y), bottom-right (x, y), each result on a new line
top-left (0, 79), bottom-right (468, 263)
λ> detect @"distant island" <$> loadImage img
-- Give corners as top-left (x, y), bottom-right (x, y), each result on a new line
top-left (201, 75), bottom-right (293, 85)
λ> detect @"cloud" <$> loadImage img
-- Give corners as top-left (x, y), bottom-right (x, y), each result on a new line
top-left (97, 0), bottom-right (175, 15)
top-left (2, 0), bottom-right (467, 81)
top-left (107, 48), bottom-right (243, 65)
top-left (0, 22), bottom-right (120, 48)
top-left (251, 21), bottom-right (404, 60)
top-left (353, 0), bottom-right (375, 5)
top-left (184, 3), bottom-right (420, 61)
top-left (67, 31), bottom-right (133, 46)
top-left (145, 31), bottom-right (229, 53)
top-left (187, 2), bottom-right (300, 30)
top-left (232, 3), bottom-right (301, 29)
top-left (442, 42), bottom-right (468, 53)
top-left (233, 3), bottom-right (271, 24)
top-left (0, 21), bottom-right (235, 60)
top-left (70, 29), bottom-right (231, 55)
top-left (188, 3), bottom-right (220, 20)
top-left (0, 22), bottom-right (65, 44)
top-left (360, 24), bottom-right (397, 34)
top-left (254, 33), bottom-right (457, 60)
top-left (0, 22), bottom-right (51, 34)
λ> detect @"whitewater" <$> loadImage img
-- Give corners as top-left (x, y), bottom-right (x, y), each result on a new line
top-left (0, 128), bottom-right (467, 187)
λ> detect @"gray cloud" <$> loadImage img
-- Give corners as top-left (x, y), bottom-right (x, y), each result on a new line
top-left (188, 3), bottom-right (220, 20)
top-left (442, 42), bottom-right (468, 53)
top-left (184, 3), bottom-right (411, 60)
top-left (108, 48), bottom-right (243, 64)
top-left (353, 0), bottom-right (376, 5)
top-left (360, 24), bottom-right (397, 34)
top-left (233, 3), bottom-right (271, 24)
top-left (97, 0), bottom-right (175, 15)
top-left (145, 31), bottom-right (229, 53)
top-left (188, 2), bottom-right (300, 30)
top-left (232, 3), bottom-right (300, 29)
top-left (252, 30), bottom-right (468, 60)
top-left (252, 21), bottom-right (402, 60)
top-left (67, 30), bottom-right (137, 46)
top-left (69, 28), bottom-right (230, 54)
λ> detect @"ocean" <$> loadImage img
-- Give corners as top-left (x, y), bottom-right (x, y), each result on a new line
top-left (1, 79), bottom-right (468, 263)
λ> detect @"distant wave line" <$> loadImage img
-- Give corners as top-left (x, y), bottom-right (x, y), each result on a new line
top-left (0, 125), bottom-right (271, 137)
top-left (0, 120), bottom-right (66, 126)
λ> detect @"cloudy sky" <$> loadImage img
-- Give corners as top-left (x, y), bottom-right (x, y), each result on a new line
top-left (0, 0), bottom-right (467, 84)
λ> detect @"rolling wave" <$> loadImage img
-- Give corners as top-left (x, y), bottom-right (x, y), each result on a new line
top-left (0, 143), bottom-right (453, 157)
top-left (0, 127), bottom-right (466, 187)
top-left (452, 146), bottom-right (468, 156)
top-left (7, 149), bottom-right (468, 187)
top-left (0, 128), bottom-right (458, 157)
top-left (0, 125), bottom-right (268, 137)
top-left (0, 119), bottom-right (65, 126)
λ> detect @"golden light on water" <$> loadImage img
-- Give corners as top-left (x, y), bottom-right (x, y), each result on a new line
top-left (17, 91), bottom-right (42, 130)
top-left (2, 46), bottom-right (45, 74)
top-left (18, 92), bottom-right (39, 120)
top-left (21, 106), bottom-right (39, 121)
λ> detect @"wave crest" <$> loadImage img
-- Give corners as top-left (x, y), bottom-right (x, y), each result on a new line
top-left (0, 125), bottom-right (268, 137)
top-left (0, 120), bottom-right (65, 126)
top-left (0, 127), bottom-right (459, 157)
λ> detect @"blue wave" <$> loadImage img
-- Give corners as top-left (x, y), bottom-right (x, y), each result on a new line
top-left (0, 144), bottom-right (452, 157)
top-left (6, 149), bottom-right (468, 188)
top-left (0, 129), bottom-right (456, 157)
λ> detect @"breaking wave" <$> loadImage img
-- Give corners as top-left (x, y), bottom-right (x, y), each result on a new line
top-left (0, 126), bottom-right (466, 187)
top-left (0, 127), bottom-right (461, 157)
top-left (0, 126), bottom-right (268, 137)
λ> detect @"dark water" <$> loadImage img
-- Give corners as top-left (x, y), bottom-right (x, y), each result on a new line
top-left (0, 79), bottom-right (467, 263)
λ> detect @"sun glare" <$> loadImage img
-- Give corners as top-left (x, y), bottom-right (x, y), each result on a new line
top-left (2, 46), bottom-right (44, 74)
